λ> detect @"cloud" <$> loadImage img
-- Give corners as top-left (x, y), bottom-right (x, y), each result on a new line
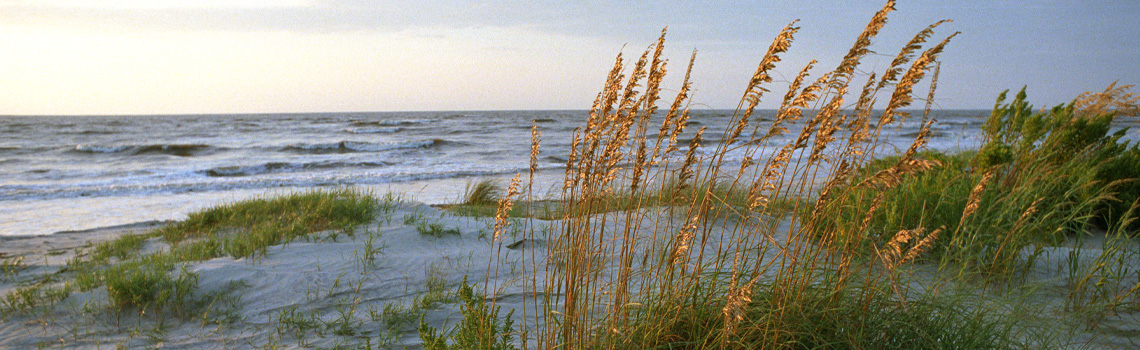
top-left (0, 0), bottom-right (773, 43)
top-left (7, 0), bottom-right (315, 10)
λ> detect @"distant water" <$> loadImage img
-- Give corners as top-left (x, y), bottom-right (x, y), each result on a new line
top-left (1, 110), bottom-right (1132, 236)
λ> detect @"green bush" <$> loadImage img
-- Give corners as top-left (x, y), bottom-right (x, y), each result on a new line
top-left (981, 88), bottom-right (1140, 230)
top-left (821, 88), bottom-right (1139, 276)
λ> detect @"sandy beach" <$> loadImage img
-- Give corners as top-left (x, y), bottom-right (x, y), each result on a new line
top-left (0, 198), bottom-right (1136, 349)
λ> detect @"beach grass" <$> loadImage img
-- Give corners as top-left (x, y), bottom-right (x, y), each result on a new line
top-left (4, 188), bottom-right (382, 317)
top-left (433, 1), bottom-right (1140, 348)
top-left (463, 178), bottom-right (504, 206)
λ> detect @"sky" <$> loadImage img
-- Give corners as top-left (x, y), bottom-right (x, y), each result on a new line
top-left (1, 1), bottom-right (1138, 115)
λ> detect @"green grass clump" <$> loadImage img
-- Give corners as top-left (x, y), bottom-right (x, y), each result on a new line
top-left (462, 179), bottom-right (502, 206)
top-left (617, 280), bottom-right (1017, 349)
top-left (103, 258), bottom-right (198, 313)
top-left (416, 222), bottom-right (461, 237)
top-left (158, 189), bottom-right (376, 252)
top-left (25, 188), bottom-right (381, 315)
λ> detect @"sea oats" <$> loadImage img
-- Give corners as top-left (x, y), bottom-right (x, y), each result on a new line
top-left (831, 0), bottom-right (895, 90)
top-left (899, 225), bottom-right (945, 264)
top-left (1074, 81), bottom-right (1140, 117)
top-left (655, 51), bottom-right (696, 159)
top-left (810, 160), bottom-right (852, 219)
top-left (877, 19), bottom-right (951, 91)
top-left (748, 144), bottom-right (793, 210)
top-left (728, 20), bottom-right (800, 146)
top-left (882, 31), bottom-right (959, 125)
top-left (1011, 197), bottom-right (1044, 232)
top-left (858, 192), bottom-right (886, 234)
top-left (530, 124), bottom-right (541, 176)
top-left (722, 283), bottom-right (753, 335)
top-left (808, 86), bottom-right (847, 164)
top-left (676, 127), bottom-right (706, 193)
top-left (856, 158), bottom-right (941, 190)
top-left (960, 168), bottom-right (997, 226)
top-left (493, 174), bottom-right (522, 241)
top-left (670, 215), bottom-right (700, 266)
top-left (777, 60), bottom-right (817, 112)
top-left (884, 227), bottom-right (923, 267)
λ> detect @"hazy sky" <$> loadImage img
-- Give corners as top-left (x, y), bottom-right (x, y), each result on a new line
top-left (1, 1), bottom-right (1138, 115)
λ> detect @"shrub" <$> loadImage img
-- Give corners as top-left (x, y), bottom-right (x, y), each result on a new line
top-left (462, 179), bottom-right (502, 206)
top-left (419, 277), bottom-right (516, 350)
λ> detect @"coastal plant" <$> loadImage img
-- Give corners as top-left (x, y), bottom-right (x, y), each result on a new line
top-left (155, 188), bottom-right (375, 249)
top-left (1, 256), bottom-right (25, 280)
top-left (376, 192), bottom-right (404, 225)
top-left (103, 260), bottom-right (198, 315)
top-left (418, 277), bottom-right (517, 350)
top-left (0, 188), bottom-right (379, 333)
top-left (355, 230), bottom-right (387, 269)
top-left (979, 86), bottom-right (1140, 229)
top-left (2, 282), bottom-right (73, 314)
top-left (462, 179), bottom-right (503, 206)
top-left (1067, 200), bottom-right (1140, 327)
top-left (329, 297), bottom-right (364, 337)
top-left (415, 261), bottom-right (456, 310)
top-left (276, 305), bottom-right (322, 343)
top-left (194, 280), bottom-right (248, 326)
top-left (471, 1), bottom-right (1044, 348)
top-left (417, 221), bottom-right (462, 237)
top-left (404, 208), bottom-right (429, 226)
top-left (818, 86), bottom-right (1140, 278)
top-left (89, 231), bottom-right (152, 263)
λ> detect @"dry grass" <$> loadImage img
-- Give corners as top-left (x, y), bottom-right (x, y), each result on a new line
top-left (427, 1), bottom-right (1140, 348)
top-left (466, 1), bottom-right (1036, 348)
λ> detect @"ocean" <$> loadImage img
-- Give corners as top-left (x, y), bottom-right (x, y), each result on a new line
top-left (1, 109), bottom-right (1132, 236)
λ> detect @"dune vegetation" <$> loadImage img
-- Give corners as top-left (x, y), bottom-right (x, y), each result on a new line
top-left (437, 1), bottom-right (1140, 348)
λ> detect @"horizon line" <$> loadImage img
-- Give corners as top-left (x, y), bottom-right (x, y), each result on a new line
top-left (0, 107), bottom-right (997, 118)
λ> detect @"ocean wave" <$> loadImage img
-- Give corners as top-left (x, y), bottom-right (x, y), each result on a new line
top-left (345, 127), bottom-right (402, 134)
top-left (74, 130), bottom-right (119, 135)
top-left (0, 161), bottom-right (562, 201)
top-left (352, 119), bottom-right (435, 127)
top-left (72, 143), bottom-right (220, 157)
top-left (73, 144), bottom-right (131, 154)
top-left (203, 160), bottom-right (392, 177)
top-left (281, 139), bottom-right (458, 154)
top-left (204, 163), bottom-right (295, 177)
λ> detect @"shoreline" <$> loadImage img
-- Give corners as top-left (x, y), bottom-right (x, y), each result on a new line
top-left (0, 170), bottom-right (571, 238)
top-left (0, 220), bottom-right (172, 269)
